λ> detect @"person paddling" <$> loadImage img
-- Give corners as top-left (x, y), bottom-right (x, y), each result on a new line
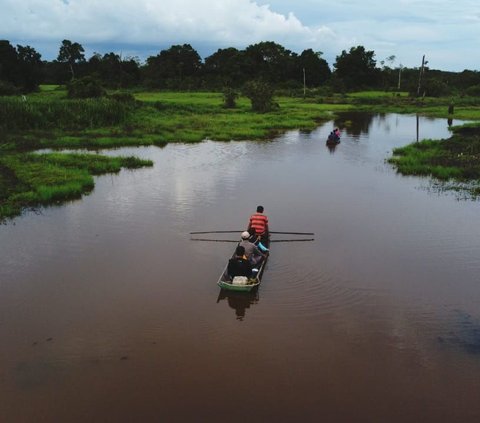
top-left (248, 205), bottom-right (269, 245)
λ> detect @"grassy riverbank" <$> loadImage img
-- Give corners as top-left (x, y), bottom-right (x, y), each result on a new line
top-left (0, 152), bottom-right (152, 222)
top-left (1, 86), bottom-right (480, 221)
top-left (389, 125), bottom-right (480, 196)
top-left (1, 87), bottom-right (350, 150)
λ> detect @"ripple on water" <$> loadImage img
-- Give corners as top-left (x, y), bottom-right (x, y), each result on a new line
top-left (264, 262), bottom-right (368, 319)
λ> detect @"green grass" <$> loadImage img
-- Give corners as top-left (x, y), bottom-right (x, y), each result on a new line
top-left (0, 152), bottom-right (153, 221)
top-left (2, 87), bottom-right (480, 218)
top-left (0, 97), bottom-right (131, 131)
top-left (348, 90), bottom-right (409, 98)
top-left (389, 126), bottom-right (480, 195)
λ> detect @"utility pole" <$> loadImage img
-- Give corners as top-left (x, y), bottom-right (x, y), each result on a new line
top-left (417, 55), bottom-right (426, 97)
top-left (303, 67), bottom-right (306, 99)
top-left (397, 65), bottom-right (402, 90)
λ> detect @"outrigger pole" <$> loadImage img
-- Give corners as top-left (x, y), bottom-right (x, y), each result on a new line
top-left (190, 230), bottom-right (314, 235)
top-left (190, 238), bottom-right (314, 243)
top-left (270, 231), bottom-right (314, 235)
top-left (189, 230), bottom-right (242, 234)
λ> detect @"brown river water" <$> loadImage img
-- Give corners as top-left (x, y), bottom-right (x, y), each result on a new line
top-left (1, 113), bottom-right (480, 422)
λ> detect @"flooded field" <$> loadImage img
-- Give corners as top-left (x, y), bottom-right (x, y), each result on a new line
top-left (1, 113), bottom-right (480, 422)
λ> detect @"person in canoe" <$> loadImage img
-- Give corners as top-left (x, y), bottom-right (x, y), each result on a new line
top-left (247, 227), bottom-right (269, 253)
top-left (239, 231), bottom-right (267, 266)
top-left (327, 128), bottom-right (341, 143)
top-left (227, 246), bottom-right (253, 279)
top-left (248, 205), bottom-right (269, 245)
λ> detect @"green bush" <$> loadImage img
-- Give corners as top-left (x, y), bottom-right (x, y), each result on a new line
top-left (108, 91), bottom-right (136, 104)
top-left (0, 80), bottom-right (19, 96)
top-left (67, 76), bottom-right (106, 99)
top-left (243, 80), bottom-right (275, 113)
top-left (222, 86), bottom-right (238, 108)
top-left (425, 79), bottom-right (451, 97)
top-left (465, 84), bottom-right (480, 97)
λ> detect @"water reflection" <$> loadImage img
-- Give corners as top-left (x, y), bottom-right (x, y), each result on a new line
top-left (334, 112), bottom-right (375, 137)
top-left (438, 310), bottom-right (480, 355)
top-left (216, 289), bottom-right (259, 321)
top-left (1, 113), bottom-right (479, 422)
top-left (326, 141), bottom-right (339, 153)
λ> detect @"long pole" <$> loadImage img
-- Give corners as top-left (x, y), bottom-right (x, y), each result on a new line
top-left (270, 231), bottom-right (314, 235)
top-left (190, 230), bottom-right (242, 234)
top-left (189, 230), bottom-right (315, 235)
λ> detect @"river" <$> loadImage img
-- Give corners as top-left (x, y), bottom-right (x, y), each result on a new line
top-left (1, 113), bottom-right (480, 422)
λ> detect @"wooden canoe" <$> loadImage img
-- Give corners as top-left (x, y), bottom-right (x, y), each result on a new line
top-left (217, 236), bottom-right (269, 292)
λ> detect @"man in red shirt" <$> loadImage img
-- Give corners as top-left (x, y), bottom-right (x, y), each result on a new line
top-left (248, 205), bottom-right (269, 245)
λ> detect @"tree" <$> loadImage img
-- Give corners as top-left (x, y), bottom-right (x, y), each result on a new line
top-left (0, 41), bottom-right (43, 92)
top-left (0, 40), bottom-right (19, 86)
top-left (333, 45), bottom-right (380, 89)
top-left (204, 47), bottom-right (246, 87)
top-left (244, 41), bottom-right (296, 84)
top-left (57, 39), bottom-right (85, 80)
top-left (87, 52), bottom-right (140, 88)
top-left (16, 45), bottom-right (43, 91)
top-left (296, 49), bottom-right (331, 87)
top-left (143, 44), bottom-right (201, 88)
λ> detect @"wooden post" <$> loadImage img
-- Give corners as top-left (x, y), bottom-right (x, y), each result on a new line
top-left (416, 114), bottom-right (420, 142)
top-left (417, 55), bottom-right (425, 97)
top-left (303, 67), bottom-right (306, 99)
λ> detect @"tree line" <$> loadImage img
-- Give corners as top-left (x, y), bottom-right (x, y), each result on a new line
top-left (1, 39), bottom-right (480, 96)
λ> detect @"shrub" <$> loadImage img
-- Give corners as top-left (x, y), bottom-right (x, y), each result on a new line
top-left (425, 79), bottom-right (451, 97)
top-left (108, 92), bottom-right (136, 104)
top-left (0, 80), bottom-right (19, 96)
top-left (222, 86), bottom-right (238, 108)
top-left (67, 76), bottom-right (106, 99)
top-left (465, 84), bottom-right (480, 97)
top-left (242, 80), bottom-right (275, 113)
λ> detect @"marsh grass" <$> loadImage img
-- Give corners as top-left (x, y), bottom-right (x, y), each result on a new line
top-left (0, 152), bottom-right (152, 221)
top-left (3, 88), bottom-right (480, 217)
top-left (0, 97), bottom-right (131, 131)
top-left (389, 127), bottom-right (480, 190)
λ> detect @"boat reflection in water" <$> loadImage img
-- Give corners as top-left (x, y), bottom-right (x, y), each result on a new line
top-left (216, 289), bottom-right (259, 321)
top-left (326, 141), bottom-right (339, 153)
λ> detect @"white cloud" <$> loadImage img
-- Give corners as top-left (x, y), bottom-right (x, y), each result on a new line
top-left (1, 0), bottom-right (478, 71)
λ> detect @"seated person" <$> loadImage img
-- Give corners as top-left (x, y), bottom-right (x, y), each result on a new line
top-left (247, 228), bottom-right (269, 252)
top-left (239, 231), bottom-right (267, 266)
top-left (227, 246), bottom-right (253, 279)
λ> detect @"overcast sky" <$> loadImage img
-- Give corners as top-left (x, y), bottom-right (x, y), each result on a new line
top-left (2, 0), bottom-right (479, 71)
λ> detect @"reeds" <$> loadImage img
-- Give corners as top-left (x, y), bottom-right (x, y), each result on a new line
top-left (0, 97), bottom-right (131, 131)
